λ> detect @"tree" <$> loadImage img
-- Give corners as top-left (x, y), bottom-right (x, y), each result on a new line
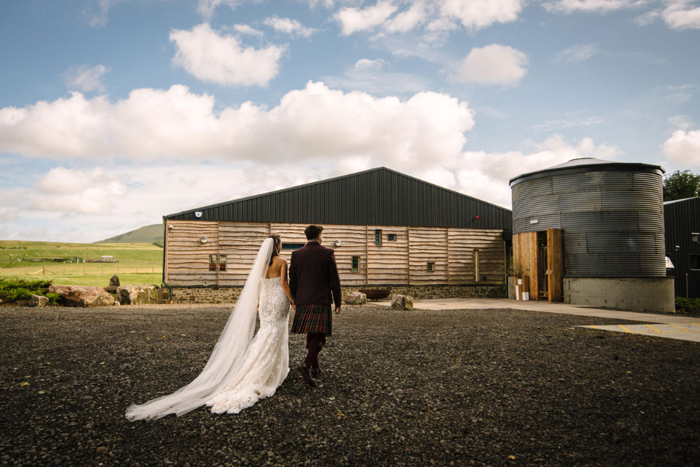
top-left (663, 170), bottom-right (700, 201)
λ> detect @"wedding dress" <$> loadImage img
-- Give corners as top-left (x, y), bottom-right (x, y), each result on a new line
top-left (126, 238), bottom-right (290, 420)
top-left (206, 276), bottom-right (290, 413)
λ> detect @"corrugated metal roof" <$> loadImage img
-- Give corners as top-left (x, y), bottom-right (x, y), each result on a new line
top-left (510, 158), bottom-right (665, 186)
top-left (164, 166), bottom-right (513, 231)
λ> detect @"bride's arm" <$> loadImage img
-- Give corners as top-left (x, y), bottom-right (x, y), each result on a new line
top-left (279, 260), bottom-right (295, 306)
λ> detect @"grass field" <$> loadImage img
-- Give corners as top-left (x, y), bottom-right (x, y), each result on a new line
top-left (0, 241), bottom-right (163, 286)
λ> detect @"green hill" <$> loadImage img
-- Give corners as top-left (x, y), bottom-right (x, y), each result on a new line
top-left (96, 224), bottom-right (163, 244)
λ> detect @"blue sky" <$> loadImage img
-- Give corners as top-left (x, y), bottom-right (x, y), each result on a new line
top-left (1, 0), bottom-right (699, 242)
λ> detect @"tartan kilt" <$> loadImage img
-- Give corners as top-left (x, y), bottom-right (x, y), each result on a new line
top-left (291, 305), bottom-right (332, 335)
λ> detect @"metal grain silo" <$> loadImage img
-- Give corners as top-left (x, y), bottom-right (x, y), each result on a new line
top-left (509, 157), bottom-right (674, 312)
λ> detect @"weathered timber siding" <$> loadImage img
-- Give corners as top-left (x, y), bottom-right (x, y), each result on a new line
top-left (166, 221), bottom-right (219, 287)
top-left (165, 220), bottom-right (506, 287)
top-left (367, 226), bottom-right (409, 285)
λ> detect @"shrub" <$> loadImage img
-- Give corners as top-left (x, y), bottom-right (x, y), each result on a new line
top-left (0, 278), bottom-right (54, 303)
top-left (46, 293), bottom-right (61, 305)
top-left (6, 288), bottom-right (34, 302)
top-left (676, 297), bottom-right (700, 313)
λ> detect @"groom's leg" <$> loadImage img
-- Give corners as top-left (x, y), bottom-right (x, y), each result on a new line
top-left (304, 333), bottom-right (325, 369)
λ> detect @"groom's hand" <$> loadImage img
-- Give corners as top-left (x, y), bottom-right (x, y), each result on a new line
top-left (334, 306), bottom-right (341, 315)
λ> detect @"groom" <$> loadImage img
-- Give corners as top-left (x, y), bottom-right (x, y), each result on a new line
top-left (289, 225), bottom-right (342, 387)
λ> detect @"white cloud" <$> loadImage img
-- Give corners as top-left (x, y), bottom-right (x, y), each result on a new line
top-left (335, 1), bottom-right (398, 35)
top-left (232, 24), bottom-right (264, 37)
top-left (63, 65), bottom-right (110, 92)
top-left (634, 9), bottom-right (661, 26)
top-left (333, 0), bottom-right (524, 36)
top-left (662, 129), bottom-right (700, 165)
top-left (0, 81), bottom-right (474, 167)
top-left (532, 116), bottom-right (604, 132)
top-left (30, 167), bottom-right (127, 215)
top-left (553, 44), bottom-right (600, 62)
top-left (456, 135), bottom-right (620, 206)
top-left (385, 1), bottom-right (428, 33)
top-left (354, 58), bottom-right (387, 72)
top-left (438, 0), bottom-right (524, 30)
top-left (542, 0), bottom-right (647, 14)
top-left (668, 115), bottom-right (694, 130)
top-left (263, 16), bottom-right (318, 37)
top-left (197, 0), bottom-right (240, 19)
top-left (451, 44), bottom-right (528, 86)
top-left (83, 0), bottom-right (123, 28)
top-left (662, 0), bottom-right (700, 30)
top-left (325, 60), bottom-right (429, 94)
top-left (170, 23), bottom-right (285, 87)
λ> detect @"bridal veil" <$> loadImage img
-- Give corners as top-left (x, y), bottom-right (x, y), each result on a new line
top-left (125, 238), bottom-right (274, 420)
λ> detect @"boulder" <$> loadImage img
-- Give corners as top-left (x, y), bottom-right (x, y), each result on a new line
top-left (109, 275), bottom-right (120, 287)
top-left (345, 291), bottom-right (367, 305)
top-left (116, 285), bottom-right (157, 305)
top-left (29, 295), bottom-right (49, 307)
top-left (48, 285), bottom-right (115, 308)
top-left (391, 294), bottom-right (414, 310)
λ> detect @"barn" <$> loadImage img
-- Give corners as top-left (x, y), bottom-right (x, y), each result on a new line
top-left (664, 197), bottom-right (700, 299)
top-left (161, 167), bottom-right (512, 303)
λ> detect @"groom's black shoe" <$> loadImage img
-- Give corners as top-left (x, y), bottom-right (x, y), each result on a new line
top-left (297, 363), bottom-right (316, 387)
top-left (311, 368), bottom-right (321, 379)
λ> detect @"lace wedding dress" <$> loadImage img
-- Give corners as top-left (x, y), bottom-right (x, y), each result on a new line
top-left (126, 238), bottom-right (290, 421)
top-left (206, 277), bottom-right (290, 414)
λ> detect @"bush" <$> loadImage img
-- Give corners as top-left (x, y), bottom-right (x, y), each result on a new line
top-left (46, 293), bottom-right (61, 305)
top-left (0, 278), bottom-right (53, 303)
top-left (6, 288), bottom-right (34, 302)
top-left (676, 297), bottom-right (700, 313)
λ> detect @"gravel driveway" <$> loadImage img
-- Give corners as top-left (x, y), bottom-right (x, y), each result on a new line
top-left (1, 305), bottom-right (699, 466)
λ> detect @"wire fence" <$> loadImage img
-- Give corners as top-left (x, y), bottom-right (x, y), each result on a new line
top-left (0, 266), bottom-right (162, 276)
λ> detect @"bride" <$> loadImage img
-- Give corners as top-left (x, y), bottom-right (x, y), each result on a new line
top-left (126, 235), bottom-right (294, 420)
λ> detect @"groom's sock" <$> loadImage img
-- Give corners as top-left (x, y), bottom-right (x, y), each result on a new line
top-left (305, 333), bottom-right (325, 369)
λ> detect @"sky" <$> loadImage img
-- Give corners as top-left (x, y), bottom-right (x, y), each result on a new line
top-left (1, 0), bottom-right (699, 243)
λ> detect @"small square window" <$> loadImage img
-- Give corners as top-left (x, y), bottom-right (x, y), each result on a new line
top-left (427, 262), bottom-right (435, 272)
top-left (282, 243), bottom-right (305, 250)
top-left (388, 234), bottom-right (397, 241)
top-left (375, 229), bottom-right (382, 246)
top-left (692, 233), bottom-right (699, 243)
top-left (690, 254), bottom-right (700, 270)
top-left (219, 255), bottom-right (227, 272)
top-left (352, 256), bottom-right (360, 272)
top-left (209, 254), bottom-right (217, 271)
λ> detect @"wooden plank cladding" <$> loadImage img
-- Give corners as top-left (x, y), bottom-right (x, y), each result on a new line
top-left (165, 220), bottom-right (506, 287)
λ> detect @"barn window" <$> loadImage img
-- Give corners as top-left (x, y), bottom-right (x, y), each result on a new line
top-left (474, 250), bottom-right (480, 282)
top-left (388, 234), bottom-right (397, 241)
top-left (219, 255), bottom-right (227, 272)
top-left (282, 243), bottom-right (305, 250)
top-left (375, 229), bottom-right (382, 246)
top-left (209, 254), bottom-right (217, 271)
top-left (690, 254), bottom-right (700, 270)
top-left (692, 233), bottom-right (699, 243)
top-left (427, 262), bottom-right (435, 272)
top-left (352, 256), bottom-right (360, 272)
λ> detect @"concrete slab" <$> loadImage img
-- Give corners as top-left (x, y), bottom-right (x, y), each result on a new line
top-left (579, 323), bottom-right (700, 343)
top-left (371, 298), bottom-right (700, 343)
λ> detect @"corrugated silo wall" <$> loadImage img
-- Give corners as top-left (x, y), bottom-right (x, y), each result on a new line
top-left (512, 170), bottom-right (666, 277)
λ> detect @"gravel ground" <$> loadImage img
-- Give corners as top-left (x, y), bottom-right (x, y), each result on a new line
top-left (1, 304), bottom-right (699, 466)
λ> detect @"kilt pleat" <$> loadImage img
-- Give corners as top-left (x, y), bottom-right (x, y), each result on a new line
top-left (291, 305), bottom-right (332, 335)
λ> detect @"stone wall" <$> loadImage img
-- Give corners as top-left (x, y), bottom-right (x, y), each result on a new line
top-left (166, 283), bottom-right (506, 304)
top-left (166, 287), bottom-right (243, 304)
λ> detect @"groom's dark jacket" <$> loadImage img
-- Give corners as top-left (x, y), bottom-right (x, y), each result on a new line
top-left (289, 241), bottom-right (342, 307)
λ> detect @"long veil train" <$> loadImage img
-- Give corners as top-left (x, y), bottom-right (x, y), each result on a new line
top-left (125, 238), bottom-right (274, 421)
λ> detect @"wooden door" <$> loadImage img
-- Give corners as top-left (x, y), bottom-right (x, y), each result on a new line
top-left (547, 228), bottom-right (564, 302)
